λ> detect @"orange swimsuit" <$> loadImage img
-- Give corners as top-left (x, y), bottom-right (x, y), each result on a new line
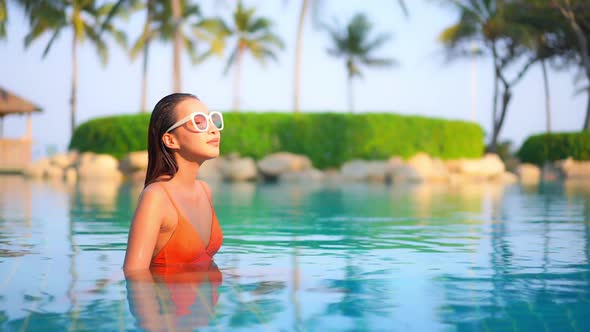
top-left (150, 182), bottom-right (223, 267)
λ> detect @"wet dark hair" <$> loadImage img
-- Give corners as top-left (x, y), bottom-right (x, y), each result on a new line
top-left (144, 93), bottom-right (199, 187)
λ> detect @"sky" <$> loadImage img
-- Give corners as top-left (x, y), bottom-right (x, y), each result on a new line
top-left (0, 0), bottom-right (586, 159)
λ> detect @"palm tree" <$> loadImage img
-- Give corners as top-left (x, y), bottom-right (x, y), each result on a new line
top-left (292, 0), bottom-right (408, 113)
top-left (222, 1), bottom-right (284, 111)
top-left (0, 0), bottom-right (6, 39)
top-left (130, 0), bottom-right (204, 111)
top-left (21, 0), bottom-right (126, 136)
top-left (323, 13), bottom-right (396, 113)
top-left (551, 0), bottom-right (590, 131)
top-left (438, 0), bottom-right (539, 151)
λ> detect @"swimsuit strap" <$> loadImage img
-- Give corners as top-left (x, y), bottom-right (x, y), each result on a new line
top-left (197, 180), bottom-right (214, 209)
top-left (159, 182), bottom-right (180, 213)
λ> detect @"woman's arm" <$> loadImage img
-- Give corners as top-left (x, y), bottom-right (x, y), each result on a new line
top-left (123, 184), bottom-right (167, 271)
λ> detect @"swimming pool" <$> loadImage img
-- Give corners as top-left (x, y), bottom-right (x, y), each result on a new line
top-left (0, 175), bottom-right (588, 331)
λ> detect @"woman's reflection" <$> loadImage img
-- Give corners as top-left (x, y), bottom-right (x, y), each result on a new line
top-left (125, 262), bottom-right (222, 331)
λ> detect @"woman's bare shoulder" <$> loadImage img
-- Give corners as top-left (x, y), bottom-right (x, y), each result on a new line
top-left (196, 179), bottom-right (212, 199)
top-left (138, 181), bottom-right (169, 204)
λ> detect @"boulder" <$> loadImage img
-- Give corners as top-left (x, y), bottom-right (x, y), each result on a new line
top-left (23, 158), bottom-right (51, 178)
top-left (497, 171), bottom-right (518, 184)
top-left (64, 167), bottom-right (77, 183)
top-left (220, 156), bottom-right (257, 181)
top-left (198, 157), bottom-right (223, 180)
top-left (50, 154), bottom-right (74, 168)
top-left (340, 160), bottom-right (388, 182)
top-left (448, 154), bottom-right (505, 179)
top-left (257, 152), bottom-right (312, 177)
top-left (556, 157), bottom-right (590, 179)
top-left (516, 163), bottom-right (541, 184)
top-left (119, 151), bottom-right (148, 173)
top-left (77, 153), bottom-right (122, 180)
top-left (392, 153), bottom-right (449, 182)
top-left (279, 168), bottom-right (324, 182)
top-left (45, 166), bottom-right (64, 179)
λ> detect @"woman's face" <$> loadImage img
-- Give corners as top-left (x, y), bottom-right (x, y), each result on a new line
top-left (167, 98), bottom-right (221, 161)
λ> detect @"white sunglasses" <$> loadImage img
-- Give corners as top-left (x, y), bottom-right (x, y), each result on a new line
top-left (166, 111), bottom-right (224, 133)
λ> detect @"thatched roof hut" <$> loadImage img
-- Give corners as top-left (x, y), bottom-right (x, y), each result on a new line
top-left (0, 87), bottom-right (43, 172)
top-left (0, 87), bottom-right (42, 137)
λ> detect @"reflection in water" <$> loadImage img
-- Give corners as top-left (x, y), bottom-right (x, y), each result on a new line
top-left (0, 175), bottom-right (589, 331)
top-left (76, 178), bottom-right (123, 211)
top-left (125, 262), bottom-right (222, 331)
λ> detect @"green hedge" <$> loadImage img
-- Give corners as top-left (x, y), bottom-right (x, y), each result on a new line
top-left (70, 114), bottom-right (150, 159)
top-left (517, 132), bottom-right (590, 165)
top-left (70, 112), bottom-right (484, 168)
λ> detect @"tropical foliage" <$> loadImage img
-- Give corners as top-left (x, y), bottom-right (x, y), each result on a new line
top-left (291, 0), bottom-right (408, 112)
top-left (518, 131), bottom-right (590, 165)
top-left (128, 0), bottom-right (226, 111)
top-left (19, 0), bottom-right (127, 135)
top-left (219, 1), bottom-right (284, 111)
top-left (323, 13), bottom-right (396, 112)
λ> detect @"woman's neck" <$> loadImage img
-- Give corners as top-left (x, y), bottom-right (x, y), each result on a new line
top-left (170, 157), bottom-right (203, 190)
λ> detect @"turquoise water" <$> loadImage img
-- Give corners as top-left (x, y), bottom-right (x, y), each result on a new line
top-left (0, 175), bottom-right (589, 331)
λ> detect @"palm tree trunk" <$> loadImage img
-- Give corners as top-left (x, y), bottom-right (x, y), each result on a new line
top-left (490, 62), bottom-right (499, 151)
top-left (491, 84), bottom-right (512, 152)
top-left (71, 33), bottom-right (78, 136)
top-left (347, 75), bottom-right (354, 113)
top-left (554, 1), bottom-right (590, 130)
top-left (293, 0), bottom-right (310, 113)
top-left (140, 2), bottom-right (152, 113)
top-left (140, 43), bottom-right (150, 113)
top-left (233, 47), bottom-right (243, 111)
top-left (541, 59), bottom-right (551, 133)
top-left (171, 0), bottom-right (182, 92)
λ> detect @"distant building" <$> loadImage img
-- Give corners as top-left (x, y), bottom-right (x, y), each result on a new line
top-left (0, 87), bottom-right (42, 172)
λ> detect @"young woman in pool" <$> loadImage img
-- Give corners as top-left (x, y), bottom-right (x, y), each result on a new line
top-left (123, 93), bottom-right (223, 271)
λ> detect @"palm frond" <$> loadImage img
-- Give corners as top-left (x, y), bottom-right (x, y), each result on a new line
top-left (42, 28), bottom-right (62, 58)
top-left (183, 34), bottom-right (198, 63)
top-left (83, 22), bottom-right (108, 65)
top-left (0, 0), bottom-right (6, 39)
top-left (130, 29), bottom-right (152, 60)
top-left (223, 45), bottom-right (239, 75)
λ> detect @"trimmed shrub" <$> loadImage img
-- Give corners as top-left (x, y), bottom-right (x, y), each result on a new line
top-left (517, 132), bottom-right (590, 165)
top-left (70, 114), bottom-right (150, 159)
top-left (70, 112), bottom-right (484, 168)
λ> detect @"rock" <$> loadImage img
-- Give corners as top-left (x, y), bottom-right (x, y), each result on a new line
top-left (392, 153), bottom-right (449, 182)
top-left (119, 151), bottom-right (148, 173)
top-left (257, 152), bottom-right (312, 178)
top-left (50, 154), bottom-right (74, 168)
top-left (23, 158), bottom-right (51, 178)
top-left (556, 157), bottom-right (590, 179)
top-left (77, 153), bottom-right (122, 180)
top-left (340, 160), bottom-right (389, 182)
top-left (516, 163), bottom-right (541, 184)
top-left (279, 168), bottom-right (324, 182)
top-left (220, 157), bottom-right (257, 181)
top-left (64, 168), bottom-right (77, 183)
top-left (391, 165), bottom-right (424, 183)
top-left (198, 157), bottom-right (223, 180)
top-left (497, 171), bottom-right (518, 184)
top-left (448, 153), bottom-right (505, 180)
top-left (45, 166), bottom-right (64, 179)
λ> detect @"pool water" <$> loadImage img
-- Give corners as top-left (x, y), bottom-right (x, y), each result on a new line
top-left (0, 175), bottom-right (589, 331)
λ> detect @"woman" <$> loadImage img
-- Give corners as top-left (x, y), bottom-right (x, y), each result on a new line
top-left (123, 93), bottom-right (224, 271)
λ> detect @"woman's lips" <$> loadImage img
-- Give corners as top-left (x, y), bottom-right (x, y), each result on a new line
top-left (207, 138), bottom-right (220, 146)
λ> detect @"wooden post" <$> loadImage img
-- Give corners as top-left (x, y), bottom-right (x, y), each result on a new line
top-left (26, 112), bottom-right (32, 140)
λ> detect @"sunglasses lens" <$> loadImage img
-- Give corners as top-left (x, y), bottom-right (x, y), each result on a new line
top-left (211, 113), bottom-right (223, 129)
top-left (193, 114), bottom-right (208, 131)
